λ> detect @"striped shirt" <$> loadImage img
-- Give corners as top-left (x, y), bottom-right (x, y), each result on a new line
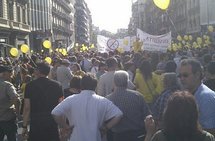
top-left (106, 88), bottom-right (150, 133)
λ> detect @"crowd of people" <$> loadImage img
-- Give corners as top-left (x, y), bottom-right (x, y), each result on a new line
top-left (0, 46), bottom-right (215, 141)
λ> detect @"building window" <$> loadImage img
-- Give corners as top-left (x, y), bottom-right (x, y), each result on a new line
top-left (22, 9), bottom-right (26, 24)
top-left (17, 6), bottom-right (21, 22)
top-left (8, 1), bottom-right (14, 20)
top-left (0, 0), bottom-right (3, 17)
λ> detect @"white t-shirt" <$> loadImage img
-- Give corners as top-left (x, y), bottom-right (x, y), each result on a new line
top-left (52, 90), bottom-right (122, 141)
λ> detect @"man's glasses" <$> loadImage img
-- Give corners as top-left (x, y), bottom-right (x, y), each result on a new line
top-left (177, 73), bottom-right (190, 78)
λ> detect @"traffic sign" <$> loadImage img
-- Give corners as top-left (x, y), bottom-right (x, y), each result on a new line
top-left (107, 39), bottom-right (119, 50)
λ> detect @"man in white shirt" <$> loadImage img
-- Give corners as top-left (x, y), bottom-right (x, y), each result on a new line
top-left (52, 74), bottom-right (123, 141)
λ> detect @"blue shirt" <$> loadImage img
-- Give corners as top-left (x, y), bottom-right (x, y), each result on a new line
top-left (195, 83), bottom-right (215, 129)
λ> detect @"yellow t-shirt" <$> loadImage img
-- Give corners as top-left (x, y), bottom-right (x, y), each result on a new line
top-left (134, 69), bottom-right (163, 103)
top-left (20, 83), bottom-right (26, 99)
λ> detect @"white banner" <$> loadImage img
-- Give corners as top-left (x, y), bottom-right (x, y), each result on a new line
top-left (137, 28), bottom-right (172, 52)
top-left (97, 35), bottom-right (109, 53)
top-left (97, 35), bottom-right (134, 52)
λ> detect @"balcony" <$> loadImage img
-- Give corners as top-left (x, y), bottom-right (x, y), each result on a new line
top-left (0, 17), bottom-right (30, 32)
top-left (0, 18), bottom-right (10, 28)
top-left (52, 7), bottom-right (73, 23)
top-left (10, 21), bottom-right (30, 32)
top-left (53, 24), bottom-right (73, 35)
top-left (55, 0), bottom-right (72, 13)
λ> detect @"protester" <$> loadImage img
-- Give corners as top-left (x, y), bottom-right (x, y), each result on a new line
top-left (96, 61), bottom-right (106, 80)
top-left (64, 75), bottom-right (82, 98)
top-left (144, 91), bottom-right (215, 141)
top-left (49, 58), bottom-right (61, 80)
top-left (107, 70), bottom-right (150, 141)
top-left (179, 59), bottom-right (215, 135)
top-left (0, 65), bottom-right (20, 141)
top-left (204, 61), bottom-right (215, 91)
top-left (134, 60), bottom-right (163, 106)
top-left (97, 57), bottom-right (135, 97)
top-left (22, 62), bottom-right (64, 141)
top-left (152, 72), bottom-right (180, 129)
top-left (52, 74), bottom-right (123, 141)
top-left (56, 59), bottom-right (73, 90)
top-left (71, 63), bottom-right (85, 77)
top-left (91, 59), bottom-right (99, 75)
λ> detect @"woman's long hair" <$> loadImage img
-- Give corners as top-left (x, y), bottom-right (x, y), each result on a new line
top-left (163, 91), bottom-right (203, 141)
top-left (139, 60), bottom-right (152, 80)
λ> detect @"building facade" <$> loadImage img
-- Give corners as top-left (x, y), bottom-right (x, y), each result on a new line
top-left (30, 0), bottom-right (74, 51)
top-left (74, 0), bottom-right (92, 46)
top-left (52, 0), bottom-right (74, 48)
top-left (29, 0), bottom-right (52, 51)
top-left (0, 0), bottom-right (30, 57)
top-left (129, 0), bottom-right (215, 38)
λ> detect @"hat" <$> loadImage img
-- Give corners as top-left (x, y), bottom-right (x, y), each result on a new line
top-left (62, 59), bottom-right (70, 64)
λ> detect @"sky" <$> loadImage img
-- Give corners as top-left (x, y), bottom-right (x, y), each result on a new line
top-left (85, 0), bottom-right (132, 33)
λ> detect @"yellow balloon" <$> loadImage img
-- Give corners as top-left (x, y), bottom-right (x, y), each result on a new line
top-left (208, 26), bottom-right (214, 32)
top-left (184, 35), bottom-right (188, 41)
top-left (21, 44), bottom-right (29, 53)
top-left (59, 49), bottom-right (63, 52)
top-left (189, 35), bottom-right (193, 41)
top-left (153, 0), bottom-right (170, 10)
top-left (90, 44), bottom-right (95, 48)
top-left (10, 48), bottom-right (18, 57)
top-left (177, 35), bottom-right (182, 41)
top-left (43, 40), bottom-right (51, 49)
top-left (44, 57), bottom-right (52, 64)
top-left (197, 37), bottom-right (202, 45)
top-left (117, 47), bottom-right (124, 53)
top-left (123, 40), bottom-right (129, 46)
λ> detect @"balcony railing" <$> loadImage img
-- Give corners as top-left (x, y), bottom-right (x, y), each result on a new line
top-left (53, 23), bottom-right (73, 35)
top-left (52, 7), bottom-right (73, 22)
top-left (0, 17), bottom-right (30, 32)
top-left (55, 0), bottom-right (72, 13)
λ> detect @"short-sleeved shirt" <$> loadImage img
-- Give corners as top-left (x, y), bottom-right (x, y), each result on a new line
top-left (194, 84), bottom-right (215, 129)
top-left (52, 90), bottom-right (123, 141)
top-left (0, 79), bottom-right (18, 121)
top-left (25, 77), bottom-right (63, 121)
top-left (25, 77), bottom-right (63, 140)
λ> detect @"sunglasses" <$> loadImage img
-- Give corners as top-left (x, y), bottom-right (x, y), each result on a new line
top-left (177, 73), bottom-right (190, 78)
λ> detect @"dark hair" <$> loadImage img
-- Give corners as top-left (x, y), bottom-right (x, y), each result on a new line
top-left (36, 62), bottom-right (50, 76)
top-left (70, 76), bottom-right (82, 89)
top-left (98, 62), bottom-right (106, 70)
top-left (165, 60), bottom-right (177, 73)
top-left (72, 63), bottom-right (81, 71)
top-left (81, 74), bottom-right (97, 91)
top-left (105, 57), bottom-right (117, 68)
top-left (139, 60), bottom-right (152, 80)
top-left (163, 91), bottom-right (202, 141)
top-left (206, 61), bottom-right (215, 75)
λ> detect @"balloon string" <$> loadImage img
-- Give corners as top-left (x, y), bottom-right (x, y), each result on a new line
top-left (26, 55), bottom-right (37, 67)
top-left (165, 11), bottom-right (179, 35)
